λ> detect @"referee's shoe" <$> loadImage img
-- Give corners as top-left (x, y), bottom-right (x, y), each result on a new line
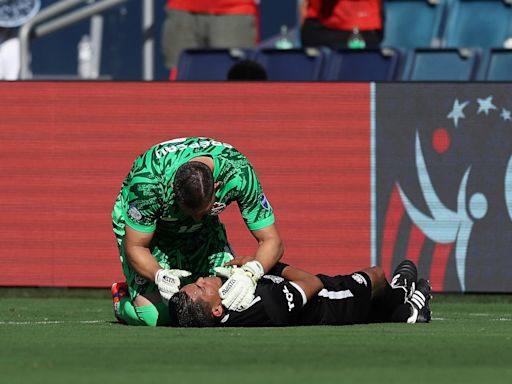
top-left (390, 259), bottom-right (418, 301)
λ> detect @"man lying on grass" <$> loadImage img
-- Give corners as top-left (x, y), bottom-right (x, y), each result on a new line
top-left (167, 260), bottom-right (432, 327)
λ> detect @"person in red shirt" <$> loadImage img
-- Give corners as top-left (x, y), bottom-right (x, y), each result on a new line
top-left (300, 0), bottom-right (383, 49)
top-left (161, 0), bottom-right (259, 79)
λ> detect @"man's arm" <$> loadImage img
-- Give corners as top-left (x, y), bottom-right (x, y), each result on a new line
top-left (280, 265), bottom-right (324, 301)
top-left (250, 224), bottom-right (284, 272)
top-left (124, 225), bottom-right (160, 281)
top-left (124, 225), bottom-right (191, 305)
top-left (224, 224), bottom-right (284, 272)
top-left (217, 224), bottom-right (283, 311)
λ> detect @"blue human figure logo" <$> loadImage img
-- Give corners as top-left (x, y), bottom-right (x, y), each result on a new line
top-left (397, 132), bottom-right (488, 291)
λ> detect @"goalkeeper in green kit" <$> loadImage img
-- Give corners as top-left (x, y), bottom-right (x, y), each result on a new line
top-left (111, 137), bottom-right (284, 326)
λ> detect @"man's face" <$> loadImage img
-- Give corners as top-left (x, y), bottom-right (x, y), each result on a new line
top-left (181, 277), bottom-right (223, 308)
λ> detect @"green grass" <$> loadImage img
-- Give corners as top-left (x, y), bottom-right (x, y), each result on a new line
top-left (1, 290), bottom-right (511, 384)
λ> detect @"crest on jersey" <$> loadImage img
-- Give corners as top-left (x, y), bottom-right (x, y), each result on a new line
top-left (209, 202), bottom-right (226, 216)
top-left (351, 273), bottom-right (367, 286)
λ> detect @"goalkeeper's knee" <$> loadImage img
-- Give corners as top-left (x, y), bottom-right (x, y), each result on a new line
top-left (134, 302), bottom-right (171, 326)
top-left (118, 298), bottom-right (169, 326)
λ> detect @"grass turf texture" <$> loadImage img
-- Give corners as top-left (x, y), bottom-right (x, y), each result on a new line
top-left (1, 289), bottom-right (511, 384)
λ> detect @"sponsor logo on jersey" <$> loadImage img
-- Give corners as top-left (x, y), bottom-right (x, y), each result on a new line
top-left (282, 285), bottom-right (295, 312)
top-left (260, 194), bottom-right (270, 210)
top-left (209, 202), bottom-right (226, 216)
top-left (155, 139), bottom-right (233, 159)
top-left (351, 273), bottom-right (367, 286)
top-left (263, 275), bottom-right (284, 284)
top-left (134, 274), bottom-right (147, 285)
top-left (127, 204), bottom-right (142, 221)
top-left (160, 216), bottom-right (178, 222)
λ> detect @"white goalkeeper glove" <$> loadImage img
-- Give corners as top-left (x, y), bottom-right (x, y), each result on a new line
top-left (215, 260), bottom-right (264, 312)
top-left (155, 268), bottom-right (192, 305)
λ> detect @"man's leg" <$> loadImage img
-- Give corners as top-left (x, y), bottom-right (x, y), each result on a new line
top-left (366, 261), bottom-right (418, 322)
top-left (161, 9), bottom-right (203, 72)
top-left (367, 261), bottom-right (432, 323)
top-left (208, 14), bottom-right (257, 49)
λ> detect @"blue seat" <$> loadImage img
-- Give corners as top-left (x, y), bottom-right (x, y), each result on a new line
top-left (380, 0), bottom-right (448, 49)
top-left (176, 49), bottom-right (254, 81)
top-left (478, 49), bottom-right (512, 80)
top-left (253, 48), bottom-right (327, 81)
top-left (443, 0), bottom-right (512, 48)
top-left (323, 48), bottom-right (402, 81)
top-left (402, 48), bottom-right (481, 80)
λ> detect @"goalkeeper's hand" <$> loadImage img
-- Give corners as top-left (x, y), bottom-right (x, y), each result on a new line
top-left (215, 260), bottom-right (264, 312)
top-left (155, 269), bottom-right (192, 305)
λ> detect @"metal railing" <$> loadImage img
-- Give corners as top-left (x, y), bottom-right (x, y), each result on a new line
top-left (19, 0), bottom-right (155, 80)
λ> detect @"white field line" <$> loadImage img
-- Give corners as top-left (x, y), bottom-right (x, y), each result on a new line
top-left (0, 320), bottom-right (105, 325)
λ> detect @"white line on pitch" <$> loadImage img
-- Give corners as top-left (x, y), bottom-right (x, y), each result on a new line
top-left (0, 320), bottom-right (105, 325)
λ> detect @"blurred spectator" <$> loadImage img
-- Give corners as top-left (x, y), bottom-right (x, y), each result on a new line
top-left (161, 0), bottom-right (259, 79)
top-left (0, 27), bottom-right (19, 79)
top-left (0, 0), bottom-right (40, 80)
top-left (227, 59), bottom-right (267, 81)
top-left (299, 0), bottom-right (383, 49)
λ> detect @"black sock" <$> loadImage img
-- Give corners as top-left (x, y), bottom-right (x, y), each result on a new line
top-left (368, 284), bottom-right (407, 322)
top-left (381, 283), bottom-right (407, 308)
top-left (390, 303), bottom-right (413, 323)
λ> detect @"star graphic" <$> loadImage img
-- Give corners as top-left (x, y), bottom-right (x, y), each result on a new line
top-left (501, 108), bottom-right (511, 121)
top-left (477, 95), bottom-right (497, 115)
top-left (447, 99), bottom-right (469, 128)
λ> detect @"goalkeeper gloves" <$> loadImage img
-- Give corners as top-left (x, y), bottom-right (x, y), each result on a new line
top-left (155, 268), bottom-right (192, 305)
top-left (215, 260), bottom-right (264, 312)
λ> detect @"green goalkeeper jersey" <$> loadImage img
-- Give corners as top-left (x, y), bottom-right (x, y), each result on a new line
top-left (112, 137), bottom-right (275, 294)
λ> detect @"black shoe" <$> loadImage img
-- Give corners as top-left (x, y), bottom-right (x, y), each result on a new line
top-left (407, 278), bottom-right (432, 324)
top-left (390, 259), bottom-right (418, 301)
top-left (416, 302), bottom-right (432, 323)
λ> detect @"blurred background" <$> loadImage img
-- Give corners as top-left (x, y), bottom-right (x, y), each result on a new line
top-left (6, 0), bottom-right (512, 81)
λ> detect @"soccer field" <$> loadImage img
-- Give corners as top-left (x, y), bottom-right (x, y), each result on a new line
top-left (1, 289), bottom-right (511, 384)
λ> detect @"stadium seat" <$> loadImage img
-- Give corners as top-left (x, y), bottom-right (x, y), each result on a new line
top-left (402, 48), bottom-right (481, 81)
top-left (443, 0), bottom-right (512, 48)
top-left (176, 49), bottom-right (255, 81)
top-left (253, 48), bottom-right (327, 81)
top-left (478, 49), bottom-right (512, 80)
top-left (380, 0), bottom-right (448, 49)
top-left (322, 48), bottom-right (402, 81)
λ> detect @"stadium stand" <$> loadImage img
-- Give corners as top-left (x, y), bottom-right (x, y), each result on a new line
top-left (478, 48), bottom-right (512, 80)
top-left (252, 48), bottom-right (327, 81)
top-left (401, 48), bottom-right (481, 81)
top-left (18, 0), bottom-right (512, 81)
top-left (322, 48), bottom-right (402, 81)
top-left (443, 0), bottom-right (512, 49)
top-left (176, 49), bottom-right (254, 81)
top-left (380, 0), bottom-right (448, 49)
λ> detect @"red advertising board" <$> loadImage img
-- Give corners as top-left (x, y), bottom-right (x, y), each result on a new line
top-left (0, 82), bottom-right (371, 287)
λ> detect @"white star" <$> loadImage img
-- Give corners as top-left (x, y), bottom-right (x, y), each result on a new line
top-left (447, 99), bottom-right (469, 128)
top-left (501, 108), bottom-right (511, 121)
top-left (477, 95), bottom-right (497, 115)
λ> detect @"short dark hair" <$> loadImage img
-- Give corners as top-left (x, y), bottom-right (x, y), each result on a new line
top-left (173, 161), bottom-right (214, 211)
top-left (227, 60), bottom-right (268, 81)
top-left (168, 291), bottom-right (218, 327)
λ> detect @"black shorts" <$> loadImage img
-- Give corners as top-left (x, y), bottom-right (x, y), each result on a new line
top-left (298, 271), bottom-right (373, 326)
top-left (301, 18), bottom-right (383, 49)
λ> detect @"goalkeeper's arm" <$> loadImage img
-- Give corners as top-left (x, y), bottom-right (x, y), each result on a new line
top-left (124, 225), bottom-right (161, 281)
